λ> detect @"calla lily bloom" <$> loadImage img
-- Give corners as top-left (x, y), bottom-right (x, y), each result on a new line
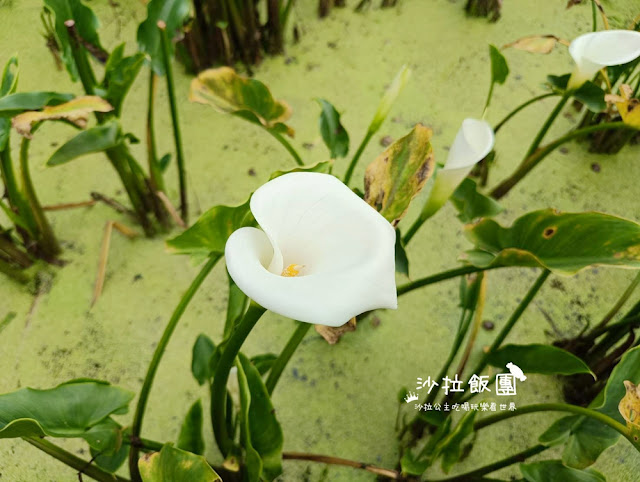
top-left (225, 172), bottom-right (397, 326)
top-left (419, 118), bottom-right (495, 222)
top-left (568, 30), bottom-right (640, 89)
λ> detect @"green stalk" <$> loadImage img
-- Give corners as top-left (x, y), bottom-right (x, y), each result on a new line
top-left (2, 145), bottom-right (38, 237)
top-left (436, 444), bottom-right (548, 482)
top-left (396, 265), bottom-right (488, 296)
top-left (524, 92), bottom-right (570, 159)
top-left (474, 403), bottom-right (635, 446)
top-left (593, 272), bottom-right (640, 331)
top-left (266, 128), bottom-right (304, 166)
top-left (490, 122), bottom-right (636, 199)
top-left (265, 321), bottom-right (311, 395)
top-left (24, 437), bottom-right (128, 482)
top-left (343, 130), bottom-right (373, 186)
top-left (65, 20), bottom-right (96, 95)
top-left (591, 0), bottom-right (598, 31)
top-left (0, 257), bottom-right (29, 283)
top-left (402, 213), bottom-right (425, 245)
top-left (493, 93), bottom-right (558, 133)
top-left (211, 302), bottom-right (266, 456)
top-left (128, 255), bottom-right (220, 481)
top-left (584, 314), bottom-right (640, 343)
top-left (146, 71), bottom-right (165, 193)
top-left (158, 22), bottom-right (188, 222)
top-left (467, 269), bottom-right (550, 379)
top-left (19, 136), bottom-right (60, 259)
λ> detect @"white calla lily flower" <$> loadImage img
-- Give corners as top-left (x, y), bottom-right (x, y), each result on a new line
top-left (225, 172), bottom-right (397, 327)
top-left (419, 118), bottom-right (495, 221)
top-left (568, 30), bottom-right (640, 89)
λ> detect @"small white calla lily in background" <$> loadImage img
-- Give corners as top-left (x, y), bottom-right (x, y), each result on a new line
top-left (568, 30), bottom-right (640, 89)
top-left (419, 118), bottom-right (495, 222)
top-left (225, 172), bottom-right (397, 327)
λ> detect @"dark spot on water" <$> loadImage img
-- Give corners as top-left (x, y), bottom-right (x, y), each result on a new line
top-left (482, 320), bottom-right (494, 331)
top-left (284, 56), bottom-right (297, 65)
top-left (591, 162), bottom-right (601, 173)
top-left (133, 273), bottom-right (143, 282)
top-left (559, 147), bottom-right (569, 154)
top-left (303, 142), bottom-right (314, 150)
top-left (292, 367), bottom-right (300, 379)
top-left (247, 168), bottom-right (256, 176)
top-left (380, 135), bottom-right (393, 147)
top-left (327, 41), bottom-right (337, 49)
top-left (550, 279), bottom-right (566, 292)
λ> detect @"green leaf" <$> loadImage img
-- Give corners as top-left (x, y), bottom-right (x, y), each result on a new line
top-left (547, 73), bottom-right (571, 93)
top-left (139, 443), bottom-right (221, 482)
top-left (269, 160), bottom-right (333, 180)
top-left (489, 45), bottom-right (509, 85)
top-left (250, 353), bottom-right (278, 376)
top-left (433, 411), bottom-right (477, 473)
top-left (0, 91), bottom-right (74, 116)
top-left (364, 124), bottom-right (435, 225)
top-left (12, 96), bottom-right (113, 137)
top-left (137, 0), bottom-right (191, 76)
top-left (177, 400), bottom-right (205, 455)
top-left (101, 44), bottom-right (145, 116)
top-left (0, 56), bottom-right (18, 98)
top-left (317, 99), bottom-right (349, 158)
top-left (224, 273), bottom-right (249, 336)
top-left (88, 418), bottom-right (128, 471)
top-left (43, 0), bottom-right (105, 81)
top-left (541, 346), bottom-right (640, 468)
top-left (450, 178), bottom-right (503, 223)
top-left (520, 460), bottom-right (605, 482)
top-left (47, 121), bottom-right (121, 166)
top-left (464, 209), bottom-right (640, 275)
top-left (487, 344), bottom-right (593, 376)
top-left (190, 67), bottom-right (293, 135)
top-left (191, 334), bottom-right (216, 386)
top-left (237, 353), bottom-right (284, 481)
top-left (395, 228), bottom-right (409, 276)
top-left (400, 449), bottom-right (431, 476)
top-left (0, 379), bottom-right (133, 451)
top-left (573, 81), bottom-right (606, 112)
top-left (166, 198), bottom-right (252, 259)
top-left (368, 65), bottom-right (410, 134)
top-left (91, 440), bottom-right (129, 473)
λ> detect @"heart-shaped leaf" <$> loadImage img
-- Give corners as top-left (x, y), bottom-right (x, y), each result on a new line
top-left (432, 411), bottom-right (477, 473)
top-left (166, 198), bottom-right (252, 260)
top-left (573, 81), bottom-right (606, 112)
top-left (487, 344), bottom-right (593, 376)
top-left (0, 379), bottom-right (133, 452)
top-left (190, 67), bottom-right (293, 135)
top-left (137, 0), bottom-right (191, 76)
top-left (317, 99), bottom-right (349, 158)
top-left (464, 209), bottom-right (640, 275)
top-left (364, 124), bottom-right (435, 226)
top-left (139, 443), bottom-right (221, 481)
top-left (450, 178), bottom-right (503, 223)
top-left (47, 121), bottom-right (121, 166)
top-left (520, 460), bottom-right (605, 482)
top-left (191, 334), bottom-right (216, 385)
top-left (12, 96), bottom-right (113, 137)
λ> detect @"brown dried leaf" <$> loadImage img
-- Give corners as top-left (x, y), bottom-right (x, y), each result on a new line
top-left (619, 380), bottom-right (640, 431)
top-left (315, 318), bottom-right (357, 345)
top-left (503, 35), bottom-right (566, 54)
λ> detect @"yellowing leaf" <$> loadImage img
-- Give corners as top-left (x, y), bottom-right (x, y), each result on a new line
top-left (504, 35), bottom-right (567, 54)
top-left (364, 124), bottom-right (435, 226)
top-left (189, 67), bottom-right (293, 134)
top-left (12, 96), bottom-right (113, 138)
top-left (619, 380), bottom-right (640, 432)
top-left (614, 84), bottom-right (640, 128)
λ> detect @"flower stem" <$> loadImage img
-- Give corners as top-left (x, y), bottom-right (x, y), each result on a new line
top-left (128, 255), bottom-right (220, 481)
top-left (490, 122), bottom-right (637, 199)
top-left (146, 71), bottom-right (165, 193)
top-left (282, 452), bottom-right (400, 480)
top-left (493, 93), bottom-right (558, 134)
top-left (474, 403), bottom-right (635, 445)
top-left (266, 128), bottom-right (304, 166)
top-left (343, 130), bottom-right (373, 186)
top-left (593, 271), bottom-right (640, 331)
top-left (265, 321), bottom-right (311, 395)
top-left (211, 302), bottom-right (266, 456)
top-left (396, 265), bottom-right (488, 296)
top-left (435, 444), bottom-right (548, 481)
top-left (467, 269), bottom-right (550, 381)
top-left (24, 437), bottom-right (128, 482)
top-left (524, 93), bottom-right (570, 159)
top-left (158, 22), bottom-right (188, 223)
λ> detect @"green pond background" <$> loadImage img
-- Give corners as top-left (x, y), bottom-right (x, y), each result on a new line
top-left (1, 0), bottom-right (640, 480)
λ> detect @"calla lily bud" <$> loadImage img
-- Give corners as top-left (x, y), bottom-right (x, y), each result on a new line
top-left (225, 172), bottom-right (397, 327)
top-left (419, 118), bottom-right (495, 222)
top-left (568, 30), bottom-right (640, 90)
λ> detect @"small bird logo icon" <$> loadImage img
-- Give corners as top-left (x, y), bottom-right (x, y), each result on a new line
top-left (506, 362), bottom-right (527, 381)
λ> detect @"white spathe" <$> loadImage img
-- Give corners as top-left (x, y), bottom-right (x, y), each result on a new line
top-left (419, 118), bottom-right (495, 221)
top-left (225, 172), bottom-right (397, 327)
top-left (568, 30), bottom-right (640, 89)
